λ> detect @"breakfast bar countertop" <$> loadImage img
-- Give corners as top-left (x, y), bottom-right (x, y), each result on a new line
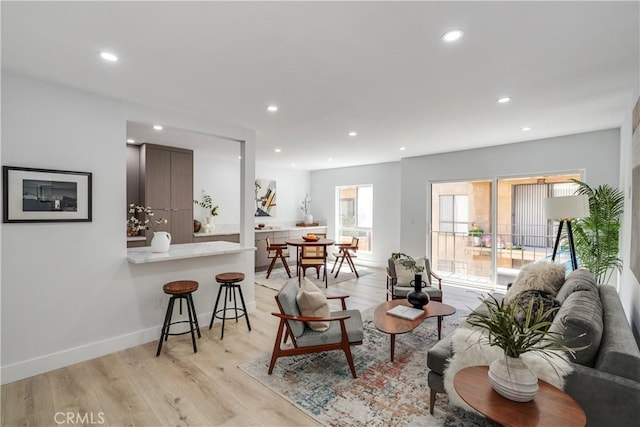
top-left (127, 241), bottom-right (256, 264)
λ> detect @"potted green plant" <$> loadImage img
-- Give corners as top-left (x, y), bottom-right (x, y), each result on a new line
top-left (466, 294), bottom-right (583, 402)
top-left (571, 179), bottom-right (624, 284)
top-left (194, 191), bottom-right (219, 232)
top-left (391, 252), bottom-right (428, 308)
top-left (468, 223), bottom-right (483, 247)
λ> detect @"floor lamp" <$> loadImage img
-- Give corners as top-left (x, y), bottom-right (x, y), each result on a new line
top-left (544, 195), bottom-right (590, 270)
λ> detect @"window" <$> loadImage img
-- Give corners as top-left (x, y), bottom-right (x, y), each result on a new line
top-left (439, 195), bottom-right (470, 234)
top-left (336, 185), bottom-right (373, 251)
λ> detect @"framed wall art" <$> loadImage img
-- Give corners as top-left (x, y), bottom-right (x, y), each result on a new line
top-left (255, 178), bottom-right (276, 217)
top-left (3, 166), bottom-right (92, 223)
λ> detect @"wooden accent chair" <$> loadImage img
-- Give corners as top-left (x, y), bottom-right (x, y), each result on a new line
top-left (331, 237), bottom-right (359, 278)
top-left (265, 237), bottom-right (291, 279)
top-left (386, 256), bottom-right (443, 302)
top-left (268, 280), bottom-right (364, 378)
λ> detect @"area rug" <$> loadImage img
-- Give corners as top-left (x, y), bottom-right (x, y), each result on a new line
top-left (238, 307), bottom-right (498, 426)
top-left (255, 266), bottom-right (373, 291)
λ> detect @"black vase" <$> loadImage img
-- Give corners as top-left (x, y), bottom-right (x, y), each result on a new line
top-left (407, 273), bottom-right (430, 309)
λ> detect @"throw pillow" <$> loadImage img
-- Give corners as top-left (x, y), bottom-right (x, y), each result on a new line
top-left (512, 290), bottom-right (561, 325)
top-left (393, 257), bottom-right (428, 286)
top-left (296, 277), bottom-right (330, 331)
top-left (504, 262), bottom-right (566, 305)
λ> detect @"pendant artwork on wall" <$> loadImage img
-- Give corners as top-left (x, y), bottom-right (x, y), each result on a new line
top-left (255, 179), bottom-right (276, 217)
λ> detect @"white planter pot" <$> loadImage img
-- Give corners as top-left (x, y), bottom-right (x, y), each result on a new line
top-left (303, 214), bottom-right (313, 224)
top-left (488, 355), bottom-right (538, 402)
top-left (151, 231), bottom-right (172, 253)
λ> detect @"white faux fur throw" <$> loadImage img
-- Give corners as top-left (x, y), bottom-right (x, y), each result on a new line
top-left (443, 327), bottom-right (574, 412)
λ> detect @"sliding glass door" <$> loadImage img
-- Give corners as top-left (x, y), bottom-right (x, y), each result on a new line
top-left (431, 173), bottom-right (580, 290)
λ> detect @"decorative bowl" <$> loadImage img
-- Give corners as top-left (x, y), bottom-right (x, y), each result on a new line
top-left (302, 235), bottom-right (319, 242)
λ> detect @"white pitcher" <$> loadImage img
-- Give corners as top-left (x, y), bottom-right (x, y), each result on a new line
top-left (151, 231), bottom-right (172, 253)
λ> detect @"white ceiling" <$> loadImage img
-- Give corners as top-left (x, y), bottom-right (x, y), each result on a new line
top-left (2, 1), bottom-right (639, 170)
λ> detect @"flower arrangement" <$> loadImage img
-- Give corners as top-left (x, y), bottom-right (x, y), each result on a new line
top-left (391, 252), bottom-right (425, 273)
top-left (468, 223), bottom-right (483, 237)
top-left (300, 194), bottom-right (311, 215)
top-left (127, 204), bottom-right (168, 233)
top-left (194, 192), bottom-right (219, 217)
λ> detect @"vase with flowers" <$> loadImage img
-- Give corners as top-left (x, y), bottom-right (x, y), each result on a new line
top-left (391, 252), bottom-right (430, 309)
top-left (128, 204), bottom-right (170, 252)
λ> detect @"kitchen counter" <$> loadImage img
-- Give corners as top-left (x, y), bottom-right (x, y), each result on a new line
top-left (127, 241), bottom-right (255, 264)
top-left (254, 225), bottom-right (326, 233)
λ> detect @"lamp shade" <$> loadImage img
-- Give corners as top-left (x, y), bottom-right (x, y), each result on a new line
top-left (544, 195), bottom-right (590, 220)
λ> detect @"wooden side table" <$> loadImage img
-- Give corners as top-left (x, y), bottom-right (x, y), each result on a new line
top-left (454, 366), bottom-right (586, 427)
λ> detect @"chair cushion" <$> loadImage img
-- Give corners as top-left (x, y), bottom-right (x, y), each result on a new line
top-left (393, 286), bottom-right (442, 300)
top-left (504, 261), bottom-right (565, 304)
top-left (296, 278), bottom-right (330, 331)
top-left (296, 309), bottom-right (364, 347)
top-left (276, 281), bottom-right (305, 338)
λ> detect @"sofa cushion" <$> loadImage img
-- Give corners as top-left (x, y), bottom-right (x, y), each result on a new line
top-left (549, 274), bottom-right (603, 367)
top-left (296, 278), bottom-right (330, 331)
top-left (504, 262), bottom-right (566, 304)
top-left (555, 268), bottom-right (597, 304)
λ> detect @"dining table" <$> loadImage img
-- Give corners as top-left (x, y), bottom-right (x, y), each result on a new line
top-left (285, 237), bottom-right (335, 279)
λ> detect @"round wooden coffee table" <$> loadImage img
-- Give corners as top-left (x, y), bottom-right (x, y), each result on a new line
top-left (454, 366), bottom-right (586, 427)
top-left (373, 299), bottom-right (456, 361)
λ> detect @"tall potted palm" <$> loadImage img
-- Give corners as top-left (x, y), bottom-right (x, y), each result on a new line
top-left (571, 180), bottom-right (624, 284)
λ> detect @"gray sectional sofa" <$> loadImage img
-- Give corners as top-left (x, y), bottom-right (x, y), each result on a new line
top-left (427, 269), bottom-right (640, 427)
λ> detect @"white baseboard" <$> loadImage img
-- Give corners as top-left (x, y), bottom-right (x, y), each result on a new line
top-left (1, 303), bottom-right (255, 385)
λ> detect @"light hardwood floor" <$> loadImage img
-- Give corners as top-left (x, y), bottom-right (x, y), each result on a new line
top-left (1, 268), bottom-right (486, 427)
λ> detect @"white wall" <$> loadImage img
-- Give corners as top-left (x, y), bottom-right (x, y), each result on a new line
top-left (619, 79), bottom-right (640, 342)
top-left (310, 162), bottom-right (401, 267)
top-left (193, 149), bottom-right (242, 226)
top-left (1, 72), bottom-right (256, 384)
top-left (400, 129), bottom-right (621, 257)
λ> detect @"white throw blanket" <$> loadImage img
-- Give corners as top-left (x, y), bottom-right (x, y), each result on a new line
top-left (443, 326), bottom-right (574, 412)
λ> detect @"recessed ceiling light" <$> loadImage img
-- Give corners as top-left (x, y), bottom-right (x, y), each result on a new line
top-left (238, 156), bottom-right (242, 160)
top-left (399, 147), bottom-right (406, 151)
top-left (291, 163), bottom-right (296, 167)
top-left (348, 131), bottom-right (358, 137)
top-left (522, 126), bottom-right (531, 131)
top-left (274, 148), bottom-right (281, 153)
top-left (328, 158), bottom-right (333, 162)
top-left (127, 138), bottom-right (135, 143)
top-left (99, 51), bottom-right (118, 62)
top-left (266, 105), bottom-right (278, 112)
top-left (497, 97), bottom-right (511, 104)
top-left (153, 125), bottom-right (163, 130)
top-left (441, 29), bottom-right (464, 42)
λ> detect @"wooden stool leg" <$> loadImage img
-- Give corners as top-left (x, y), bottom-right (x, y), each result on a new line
top-left (429, 388), bottom-right (437, 415)
top-left (209, 284), bottom-right (224, 329)
top-left (265, 255), bottom-right (279, 279)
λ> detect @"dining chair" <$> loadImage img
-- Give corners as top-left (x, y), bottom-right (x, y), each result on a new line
top-left (266, 237), bottom-right (291, 279)
top-left (298, 243), bottom-right (328, 287)
top-left (331, 237), bottom-right (359, 278)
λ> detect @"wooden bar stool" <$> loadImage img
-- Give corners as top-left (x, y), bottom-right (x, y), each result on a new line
top-left (156, 280), bottom-right (201, 357)
top-left (209, 272), bottom-right (251, 339)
